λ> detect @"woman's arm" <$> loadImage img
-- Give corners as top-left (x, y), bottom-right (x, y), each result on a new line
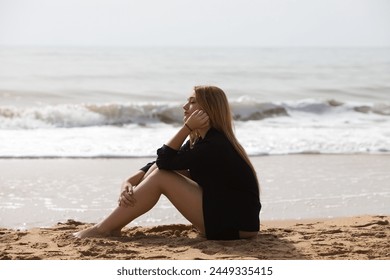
top-left (165, 110), bottom-right (209, 150)
top-left (124, 170), bottom-right (146, 186)
top-left (120, 110), bottom-right (208, 207)
top-left (165, 125), bottom-right (191, 150)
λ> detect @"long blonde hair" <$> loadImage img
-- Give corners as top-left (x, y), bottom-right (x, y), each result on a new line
top-left (193, 86), bottom-right (258, 179)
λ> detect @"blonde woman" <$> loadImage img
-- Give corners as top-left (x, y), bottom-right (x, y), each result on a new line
top-left (74, 86), bottom-right (261, 240)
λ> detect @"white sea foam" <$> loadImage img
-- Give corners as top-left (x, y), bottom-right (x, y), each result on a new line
top-left (1, 99), bottom-right (389, 157)
top-left (1, 99), bottom-right (389, 129)
top-left (1, 47), bottom-right (390, 157)
top-left (0, 104), bottom-right (389, 158)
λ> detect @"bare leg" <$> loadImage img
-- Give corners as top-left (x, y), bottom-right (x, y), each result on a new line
top-left (74, 169), bottom-right (204, 238)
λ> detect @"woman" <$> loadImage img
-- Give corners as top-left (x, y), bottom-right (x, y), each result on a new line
top-left (74, 86), bottom-right (261, 240)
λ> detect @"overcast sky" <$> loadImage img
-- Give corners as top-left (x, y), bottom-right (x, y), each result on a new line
top-left (0, 0), bottom-right (389, 47)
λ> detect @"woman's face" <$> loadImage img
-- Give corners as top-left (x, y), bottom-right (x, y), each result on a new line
top-left (182, 92), bottom-right (201, 122)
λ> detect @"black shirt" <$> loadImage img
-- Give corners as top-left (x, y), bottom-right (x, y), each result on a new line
top-left (154, 127), bottom-right (261, 240)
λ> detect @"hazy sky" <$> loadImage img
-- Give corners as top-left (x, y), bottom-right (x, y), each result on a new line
top-left (0, 0), bottom-right (389, 47)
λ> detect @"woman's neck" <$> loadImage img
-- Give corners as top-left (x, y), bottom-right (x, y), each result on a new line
top-left (197, 126), bottom-right (210, 139)
top-left (190, 126), bottom-right (210, 148)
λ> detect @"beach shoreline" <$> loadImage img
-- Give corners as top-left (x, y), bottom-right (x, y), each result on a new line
top-left (1, 154), bottom-right (389, 229)
top-left (1, 154), bottom-right (389, 259)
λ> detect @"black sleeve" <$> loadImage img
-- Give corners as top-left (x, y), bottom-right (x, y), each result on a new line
top-left (139, 161), bottom-right (156, 173)
top-left (156, 139), bottom-right (214, 170)
top-left (156, 145), bottom-right (186, 170)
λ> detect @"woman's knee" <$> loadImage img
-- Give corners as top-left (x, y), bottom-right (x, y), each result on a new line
top-left (145, 168), bottom-right (177, 191)
top-left (148, 168), bottom-right (174, 180)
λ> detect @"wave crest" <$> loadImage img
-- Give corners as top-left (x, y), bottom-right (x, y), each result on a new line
top-left (1, 99), bottom-right (389, 129)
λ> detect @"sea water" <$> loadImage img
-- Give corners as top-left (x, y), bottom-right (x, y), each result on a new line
top-left (1, 47), bottom-right (389, 157)
top-left (1, 47), bottom-right (390, 229)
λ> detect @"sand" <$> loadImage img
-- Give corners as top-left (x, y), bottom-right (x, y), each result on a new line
top-left (0, 215), bottom-right (389, 260)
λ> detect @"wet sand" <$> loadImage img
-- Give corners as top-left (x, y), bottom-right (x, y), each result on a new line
top-left (0, 155), bottom-right (389, 259)
top-left (1, 155), bottom-right (389, 229)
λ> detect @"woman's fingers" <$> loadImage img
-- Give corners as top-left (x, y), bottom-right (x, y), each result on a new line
top-left (122, 192), bottom-right (136, 207)
top-left (119, 193), bottom-right (136, 207)
top-left (197, 111), bottom-right (209, 127)
top-left (118, 186), bottom-right (137, 207)
top-left (187, 110), bottom-right (209, 129)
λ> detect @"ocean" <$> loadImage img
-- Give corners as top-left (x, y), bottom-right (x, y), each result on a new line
top-left (1, 47), bottom-right (390, 158)
top-left (1, 47), bottom-right (390, 229)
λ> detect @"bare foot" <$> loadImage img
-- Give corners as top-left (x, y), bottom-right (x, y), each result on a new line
top-left (111, 230), bottom-right (122, 237)
top-left (73, 226), bottom-right (114, 239)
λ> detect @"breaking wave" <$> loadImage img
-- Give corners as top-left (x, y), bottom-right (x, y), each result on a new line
top-left (0, 99), bottom-right (389, 129)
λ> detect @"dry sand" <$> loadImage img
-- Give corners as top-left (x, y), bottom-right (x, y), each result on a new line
top-left (1, 215), bottom-right (388, 260)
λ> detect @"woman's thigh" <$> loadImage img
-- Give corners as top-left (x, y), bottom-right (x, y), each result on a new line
top-left (148, 169), bottom-right (205, 234)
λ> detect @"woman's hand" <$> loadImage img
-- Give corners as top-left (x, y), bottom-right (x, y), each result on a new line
top-left (165, 110), bottom-right (209, 150)
top-left (118, 180), bottom-right (136, 207)
top-left (185, 110), bottom-right (209, 131)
